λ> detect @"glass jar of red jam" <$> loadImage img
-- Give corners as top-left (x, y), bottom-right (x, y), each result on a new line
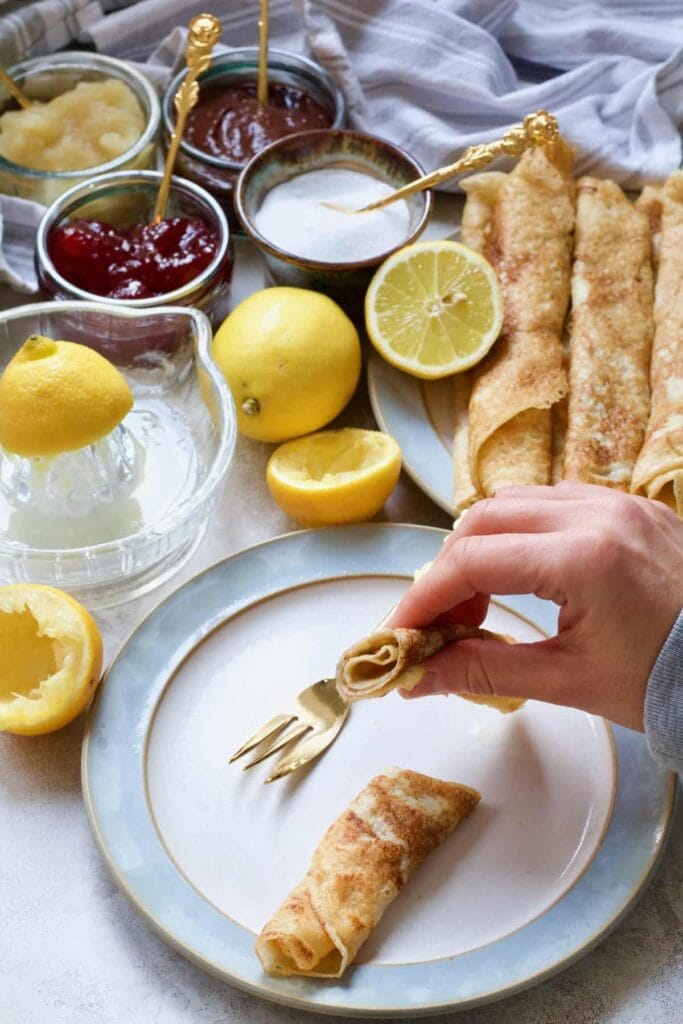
top-left (36, 170), bottom-right (233, 322)
top-left (161, 48), bottom-right (345, 229)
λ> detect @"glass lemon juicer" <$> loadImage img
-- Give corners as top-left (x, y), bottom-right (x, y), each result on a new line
top-left (0, 303), bottom-right (236, 608)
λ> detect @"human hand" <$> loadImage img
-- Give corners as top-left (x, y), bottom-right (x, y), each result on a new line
top-left (388, 482), bottom-right (683, 730)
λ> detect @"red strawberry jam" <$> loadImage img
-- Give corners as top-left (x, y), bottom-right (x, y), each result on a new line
top-left (47, 217), bottom-right (220, 299)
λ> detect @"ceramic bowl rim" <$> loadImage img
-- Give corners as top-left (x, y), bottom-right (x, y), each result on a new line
top-left (234, 128), bottom-right (434, 271)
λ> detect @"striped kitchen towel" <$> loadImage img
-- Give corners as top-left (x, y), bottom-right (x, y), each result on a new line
top-left (2, 0), bottom-right (683, 293)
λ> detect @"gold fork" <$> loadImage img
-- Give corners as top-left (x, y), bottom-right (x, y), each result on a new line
top-left (228, 676), bottom-right (349, 783)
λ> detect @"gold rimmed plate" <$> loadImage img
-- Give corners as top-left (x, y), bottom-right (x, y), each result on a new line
top-left (82, 524), bottom-right (675, 1017)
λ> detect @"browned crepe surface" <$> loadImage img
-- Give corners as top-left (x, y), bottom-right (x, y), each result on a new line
top-left (631, 172), bottom-right (683, 513)
top-left (255, 768), bottom-right (480, 978)
top-left (459, 139), bottom-right (575, 497)
top-left (562, 178), bottom-right (654, 487)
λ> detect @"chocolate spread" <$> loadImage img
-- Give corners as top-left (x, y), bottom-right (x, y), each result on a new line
top-left (184, 81), bottom-right (332, 163)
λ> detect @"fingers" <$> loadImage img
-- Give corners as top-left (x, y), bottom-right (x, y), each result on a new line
top-left (449, 494), bottom-right (582, 541)
top-left (432, 592), bottom-right (490, 628)
top-left (390, 532), bottom-right (568, 628)
top-left (496, 481), bottom-right (622, 502)
top-left (450, 483), bottom-right (654, 544)
top-left (400, 635), bottom-right (574, 708)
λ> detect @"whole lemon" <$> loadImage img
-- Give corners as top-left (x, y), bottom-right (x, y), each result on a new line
top-left (212, 287), bottom-right (361, 442)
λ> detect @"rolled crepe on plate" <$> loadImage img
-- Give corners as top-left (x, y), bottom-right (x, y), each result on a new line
top-left (336, 624), bottom-right (525, 713)
top-left (562, 178), bottom-right (654, 488)
top-left (458, 137), bottom-right (575, 499)
top-left (631, 172), bottom-right (683, 514)
top-left (255, 768), bottom-right (480, 978)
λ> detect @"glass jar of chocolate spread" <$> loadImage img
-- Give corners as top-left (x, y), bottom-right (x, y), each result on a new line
top-left (162, 48), bottom-right (345, 229)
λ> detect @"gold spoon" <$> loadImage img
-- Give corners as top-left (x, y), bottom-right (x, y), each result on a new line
top-left (0, 66), bottom-right (32, 110)
top-left (257, 0), bottom-right (269, 106)
top-left (324, 110), bottom-right (559, 215)
top-left (153, 12), bottom-right (222, 224)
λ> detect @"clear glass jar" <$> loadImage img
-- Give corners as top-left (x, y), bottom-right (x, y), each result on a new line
top-left (0, 52), bottom-right (160, 205)
top-left (35, 169), bottom-right (234, 328)
top-left (162, 47), bottom-right (345, 228)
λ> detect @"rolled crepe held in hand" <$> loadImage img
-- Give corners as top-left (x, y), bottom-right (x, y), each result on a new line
top-left (335, 623), bottom-right (525, 713)
top-left (255, 768), bottom-right (480, 978)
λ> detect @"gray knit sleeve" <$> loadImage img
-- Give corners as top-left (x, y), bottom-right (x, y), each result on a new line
top-left (644, 609), bottom-right (683, 774)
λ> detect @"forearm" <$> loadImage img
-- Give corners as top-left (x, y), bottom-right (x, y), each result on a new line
top-left (645, 609), bottom-right (683, 774)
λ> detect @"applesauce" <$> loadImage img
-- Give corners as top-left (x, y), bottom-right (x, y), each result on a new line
top-left (0, 78), bottom-right (145, 172)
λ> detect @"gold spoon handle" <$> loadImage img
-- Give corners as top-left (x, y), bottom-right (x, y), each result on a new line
top-left (350, 110), bottom-right (560, 215)
top-left (0, 66), bottom-right (32, 110)
top-left (153, 13), bottom-right (222, 224)
top-left (257, 0), bottom-right (269, 106)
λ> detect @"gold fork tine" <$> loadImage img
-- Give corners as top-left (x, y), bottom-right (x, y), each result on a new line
top-left (241, 721), bottom-right (312, 771)
top-left (228, 711), bottom-right (295, 763)
top-left (265, 717), bottom-right (347, 783)
top-left (230, 608), bottom-right (396, 781)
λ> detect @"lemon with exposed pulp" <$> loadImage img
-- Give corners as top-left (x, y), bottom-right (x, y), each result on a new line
top-left (365, 240), bottom-right (504, 379)
top-left (0, 335), bottom-right (133, 457)
top-left (212, 287), bottom-right (361, 442)
top-left (267, 428), bottom-right (401, 526)
top-left (0, 584), bottom-right (103, 735)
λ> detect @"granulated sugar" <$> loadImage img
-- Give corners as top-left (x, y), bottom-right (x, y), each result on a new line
top-left (253, 168), bottom-right (412, 262)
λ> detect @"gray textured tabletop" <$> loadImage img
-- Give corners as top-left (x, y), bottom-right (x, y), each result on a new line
top-left (1, 212), bottom-right (681, 1024)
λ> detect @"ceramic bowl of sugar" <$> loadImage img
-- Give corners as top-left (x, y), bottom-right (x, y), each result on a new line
top-left (235, 129), bottom-right (432, 301)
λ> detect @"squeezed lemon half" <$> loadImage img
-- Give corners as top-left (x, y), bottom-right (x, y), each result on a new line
top-left (267, 428), bottom-right (402, 527)
top-left (0, 335), bottom-right (133, 458)
top-left (365, 240), bottom-right (504, 379)
top-left (0, 584), bottom-right (103, 736)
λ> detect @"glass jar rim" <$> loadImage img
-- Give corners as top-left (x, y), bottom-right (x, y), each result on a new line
top-left (161, 46), bottom-right (346, 172)
top-left (35, 169), bottom-right (231, 308)
top-left (0, 52), bottom-right (161, 181)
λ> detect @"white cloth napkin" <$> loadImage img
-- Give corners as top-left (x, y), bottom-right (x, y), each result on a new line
top-left (2, 0), bottom-right (683, 293)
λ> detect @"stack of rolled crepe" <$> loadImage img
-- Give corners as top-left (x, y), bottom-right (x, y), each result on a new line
top-left (335, 623), bottom-right (525, 713)
top-left (457, 147), bottom-right (682, 513)
top-left (255, 768), bottom-right (480, 978)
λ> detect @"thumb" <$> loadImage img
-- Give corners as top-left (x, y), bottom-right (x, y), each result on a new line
top-left (401, 635), bottom-right (570, 707)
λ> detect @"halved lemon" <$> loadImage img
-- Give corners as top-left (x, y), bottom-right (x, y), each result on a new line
top-left (365, 240), bottom-right (504, 379)
top-left (0, 584), bottom-right (103, 736)
top-left (267, 428), bottom-right (401, 527)
top-left (0, 335), bottom-right (133, 458)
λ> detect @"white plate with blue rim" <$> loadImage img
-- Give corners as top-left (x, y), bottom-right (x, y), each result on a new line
top-left (368, 354), bottom-right (456, 517)
top-left (82, 524), bottom-right (676, 1018)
